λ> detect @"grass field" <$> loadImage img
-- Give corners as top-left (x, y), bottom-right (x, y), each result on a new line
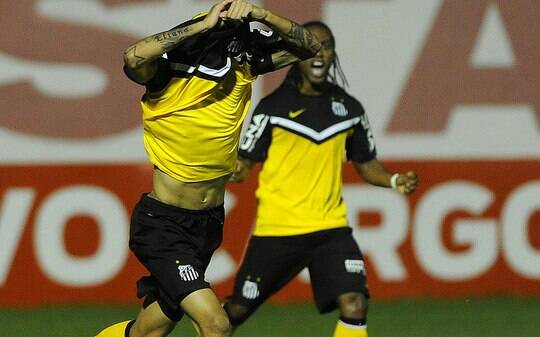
top-left (1, 296), bottom-right (539, 337)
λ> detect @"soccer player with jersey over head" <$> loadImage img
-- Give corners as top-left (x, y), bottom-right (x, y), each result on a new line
top-left (224, 21), bottom-right (418, 337)
top-left (94, 1), bottom-right (321, 337)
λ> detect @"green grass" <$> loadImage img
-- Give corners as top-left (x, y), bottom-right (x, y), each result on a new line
top-left (1, 297), bottom-right (539, 337)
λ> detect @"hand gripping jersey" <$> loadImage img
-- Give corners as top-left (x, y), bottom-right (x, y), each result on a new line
top-left (125, 18), bottom-right (281, 182)
top-left (239, 82), bottom-right (377, 236)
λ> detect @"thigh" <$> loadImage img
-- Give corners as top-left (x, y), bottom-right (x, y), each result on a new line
top-left (180, 288), bottom-right (229, 332)
top-left (230, 235), bottom-right (309, 308)
top-left (129, 195), bottom-right (222, 321)
top-left (308, 228), bottom-right (370, 313)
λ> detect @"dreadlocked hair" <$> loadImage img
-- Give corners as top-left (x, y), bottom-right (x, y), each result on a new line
top-left (284, 21), bottom-right (349, 89)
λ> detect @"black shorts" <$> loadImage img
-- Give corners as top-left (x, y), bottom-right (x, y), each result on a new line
top-left (129, 193), bottom-right (224, 321)
top-left (229, 227), bottom-right (369, 314)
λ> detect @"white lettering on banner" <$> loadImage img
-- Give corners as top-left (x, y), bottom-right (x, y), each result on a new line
top-left (414, 182), bottom-right (498, 281)
top-left (343, 186), bottom-right (409, 281)
top-left (470, 3), bottom-right (515, 68)
top-left (34, 186), bottom-right (129, 286)
top-left (0, 188), bottom-right (35, 286)
top-left (2, 179), bottom-right (539, 290)
top-left (502, 181), bottom-right (540, 278)
top-left (326, 0), bottom-right (540, 159)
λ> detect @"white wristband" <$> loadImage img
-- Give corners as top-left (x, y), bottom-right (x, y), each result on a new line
top-left (390, 173), bottom-right (399, 189)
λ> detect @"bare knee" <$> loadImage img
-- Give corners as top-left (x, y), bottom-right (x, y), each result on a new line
top-left (337, 292), bottom-right (368, 319)
top-left (199, 313), bottom-right (232, 337)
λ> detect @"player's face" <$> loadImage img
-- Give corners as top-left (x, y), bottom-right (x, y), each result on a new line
top-left (298, 26), bottom-right (335, 85)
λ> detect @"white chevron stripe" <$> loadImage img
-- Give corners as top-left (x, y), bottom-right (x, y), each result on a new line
top-left (269, 116), bottom-right (361, 141)
top-left (165, 56), bottom-right (232, 78)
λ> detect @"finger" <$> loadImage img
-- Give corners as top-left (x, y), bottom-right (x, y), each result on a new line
top-left (230, 1), bottom-right (247, 19)
top-left (406, 176), bottom-right (417, 184)
top-left (406, 171), bottom-right (417, 179)
top-left (406, 173), bottom-right (417, 184)
top-left (215, 0), bottom-right (234, 12)
top-left (224, 1), bottom-right (239, 19)
top-left (240, 2), bottom-right (252, 19)
top-left (240, 4), bottom-right (252, 19)
top-left (405, 178), bottom-right (416, 185)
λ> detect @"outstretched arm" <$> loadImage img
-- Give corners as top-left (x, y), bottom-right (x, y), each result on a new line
top-left (353, 159), bottom-right (418, 195)
top-left (123, 0), bottom-right (234, 83)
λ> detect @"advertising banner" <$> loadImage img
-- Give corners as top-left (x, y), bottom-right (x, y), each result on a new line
top-left (1, 0), bottom-right (538, 306)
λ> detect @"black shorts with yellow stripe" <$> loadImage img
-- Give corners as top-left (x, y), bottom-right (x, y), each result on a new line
top-left (229, 227), bottom-right (369, 315)
top-left (129, 193), bottom-right (224, 321)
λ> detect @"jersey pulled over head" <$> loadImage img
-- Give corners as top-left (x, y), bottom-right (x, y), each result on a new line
top-left (166, 15), bottom-right (282, 75)
top-left (137, 15), bottom-right (286, 183)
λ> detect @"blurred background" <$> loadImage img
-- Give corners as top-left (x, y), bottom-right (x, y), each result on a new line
top-left (1, 0), bottom-right (539, 336)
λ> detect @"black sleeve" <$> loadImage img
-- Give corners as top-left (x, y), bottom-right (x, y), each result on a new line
top-left (238, 103), bottom-right (273, 162)
top-left (248, 53), bottom-right (275, 76)
top-left (346, 112), bottom-right (377, 163)
top-left (245, 26), bottom-right (283, 75)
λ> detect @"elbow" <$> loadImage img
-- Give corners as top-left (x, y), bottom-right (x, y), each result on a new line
top-left (123, 45), bottom-right (145, 70)
top-left (123, 51), bottom-right (138, 70)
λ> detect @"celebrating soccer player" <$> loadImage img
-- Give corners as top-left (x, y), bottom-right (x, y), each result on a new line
top-left (94, 1), bottom-right (320, 337)
top-left (225, 21), bottom-right (417, 337)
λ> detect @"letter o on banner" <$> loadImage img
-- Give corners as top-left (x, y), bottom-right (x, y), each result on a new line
top-left (502, 181), bottom-right (540, 279)
top-left (34, 186), bottom-right (129, 286)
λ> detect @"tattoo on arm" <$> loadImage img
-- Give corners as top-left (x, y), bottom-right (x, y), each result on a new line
top-left (284, 22), bottom-right (319, 55)
top-left (287, 23), bottom-right (306, 46)
top-left (152, 26), bottom-right (192, 54)
top-left (124, 45), bottom-right (146, 67)
top-left (125, 23), bottom-right (198, 71)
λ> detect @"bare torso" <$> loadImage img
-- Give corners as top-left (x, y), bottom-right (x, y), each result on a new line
top-left (149, 168), bottom-right (230, 210)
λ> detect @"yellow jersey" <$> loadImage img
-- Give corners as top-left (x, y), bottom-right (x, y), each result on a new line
top-left (125, 18), bottom-right (280, 182)
top-left (239, 83), bottom-right (377, 236)
top-left (141, 59), bottom-right (255, 182)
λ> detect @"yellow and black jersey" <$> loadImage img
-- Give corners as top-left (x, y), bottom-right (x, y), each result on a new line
top-left (125, 18), bottom-right (281, 182)
top-left (239, 82), bottom-right (377, 236)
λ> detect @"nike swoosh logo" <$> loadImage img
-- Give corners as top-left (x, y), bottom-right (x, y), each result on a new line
top-left (288, 108), bottom-right (306, 119)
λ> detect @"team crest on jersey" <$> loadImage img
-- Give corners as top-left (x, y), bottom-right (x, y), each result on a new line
top-left (242, 278), bottom-right (260, 299)
top-left (178, 264), bottom-right (199, 281)
top-left (331, 101), bottom-right (348, 117)
top-left (345, 259), bottom-right (365, 274)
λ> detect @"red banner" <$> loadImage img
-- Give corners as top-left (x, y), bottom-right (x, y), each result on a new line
top-left (1, 161), bottom-right (539, 306)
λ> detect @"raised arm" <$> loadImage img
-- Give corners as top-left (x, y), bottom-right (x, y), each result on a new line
top-left (259, 12), bottom-right (321, 70)
top-left (251, 10), bottom-right (321, 59)
top-left (220, 0), bottom-right (321, 70)
top-left (123, 0), bottom-right (234, 83)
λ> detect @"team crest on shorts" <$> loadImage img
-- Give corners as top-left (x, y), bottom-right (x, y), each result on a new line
top-left (344, 259), bottom-right (365, 274)
top-left (242, 277), bottom-right (260, 299)
top-left (178, 264), bottom-right (199, 281)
